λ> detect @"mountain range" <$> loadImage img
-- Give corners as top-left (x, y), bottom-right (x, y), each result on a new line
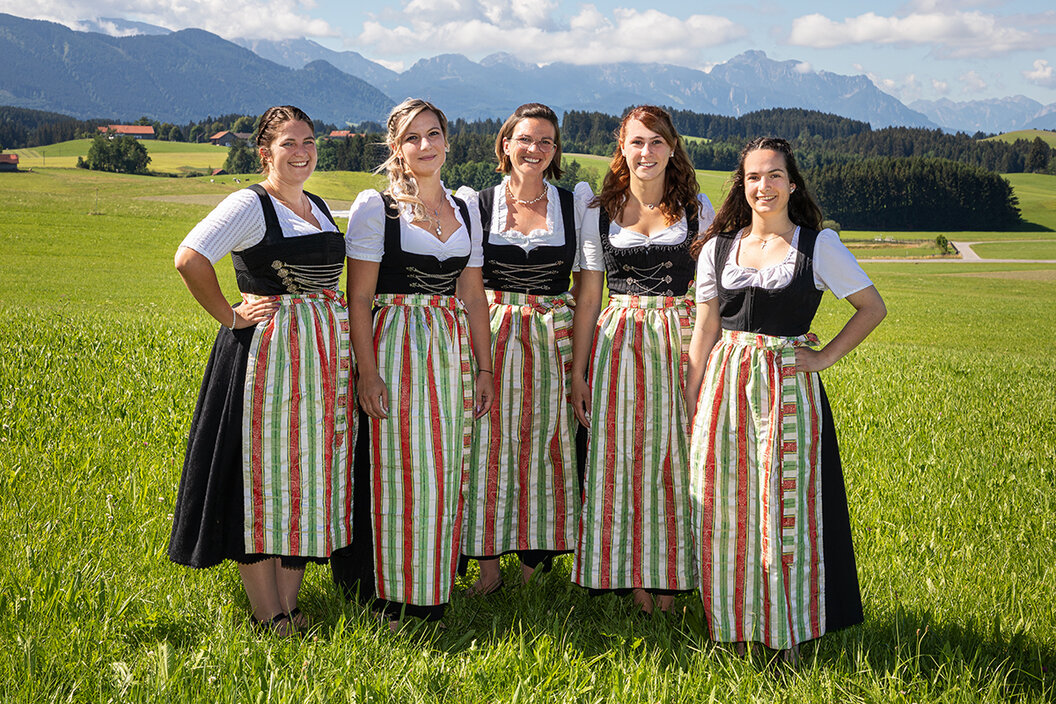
top-left (1, 12), bottom-right (1054, 134)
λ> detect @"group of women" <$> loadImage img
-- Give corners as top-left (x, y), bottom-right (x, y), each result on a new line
top-left (168, 98), bottom-right (885, 659)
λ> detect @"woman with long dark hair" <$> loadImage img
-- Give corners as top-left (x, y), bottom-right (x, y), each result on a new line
top-left (169, 106), bottom-right (353, 636)
top-left (571, 105), bottom-right (714, 614)
top-left (686, 137), bottom-right (886, 662)
top-left (454, 103), bottom-right (588, 595)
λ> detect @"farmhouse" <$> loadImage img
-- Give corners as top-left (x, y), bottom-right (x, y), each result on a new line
top-left (209, 131), bottom-right (254, 147)
top-left (0, 153), bottom-right (18, 171)
top-left (97, 125), bottom-right (156, 139)
top-left (327, 130), bottom-right (364, 139)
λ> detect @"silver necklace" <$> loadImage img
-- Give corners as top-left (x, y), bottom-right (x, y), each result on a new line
top-left (506, 181), bottom-right (547, 206)
top-left (749, 225), bottom-right (796, 250)
top-left (421, 194), bottom-right (445, 238)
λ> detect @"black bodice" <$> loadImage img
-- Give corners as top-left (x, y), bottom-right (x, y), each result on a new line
top-left (599, 206), bottom-right (698, 296)
top-left (230, 184), bottom-right (344, 296)
top-left (375, 194), bottom-right (472, 295)
top-left (477, 185), bottom-right (577, 295)
top-left (714, 227), bottom-right (824, 337)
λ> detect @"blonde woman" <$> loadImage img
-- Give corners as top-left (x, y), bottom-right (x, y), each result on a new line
top-left (454, 103), bottom-right (589, 595)
top-left (333, 98), bottom-right (493, 626)
top-left (169, 106), bottom-right (353, 636)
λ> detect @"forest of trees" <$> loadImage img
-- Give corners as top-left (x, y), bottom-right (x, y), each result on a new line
top-left (805, 158), bottom-right (1022, 230)
top-left (76, 134), bottom-right (151, 175)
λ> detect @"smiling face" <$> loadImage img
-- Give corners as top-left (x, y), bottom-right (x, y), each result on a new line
top-left (396, 109), bottom-right (447, 179)
top-left (620, 119), bottom-right (674, 183)
top-left (261, 119), bottom-right (316, 187)
top-left (503, 117), bottom-right (557, 179)
top-left (743, 148), bottom-right (794, 219)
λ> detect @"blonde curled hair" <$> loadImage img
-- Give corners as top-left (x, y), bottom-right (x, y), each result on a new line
top-left (377, 98), bottom-right (449, 226)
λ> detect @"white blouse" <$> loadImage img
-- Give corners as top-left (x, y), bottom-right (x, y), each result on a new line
top-left (345, 187), bottom-right (483, 267)
top-left (179, 188), bottom-right (337, 264)
top-left (575, 181), bottom-right (716, 272)
top-left (454, 178), bottom-right (592, 269)
top-left (695, 227), bottom-right (873, 302)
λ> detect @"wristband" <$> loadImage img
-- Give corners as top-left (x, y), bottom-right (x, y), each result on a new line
top-left (228, 307), bottom-right (237, 331)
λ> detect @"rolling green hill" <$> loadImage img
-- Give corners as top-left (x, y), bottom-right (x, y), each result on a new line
top-left (985, 129), bottom-right (1056, 147)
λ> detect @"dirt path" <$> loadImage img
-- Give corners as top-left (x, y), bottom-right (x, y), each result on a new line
top-left (858, 239), bottom-right (1056, 264)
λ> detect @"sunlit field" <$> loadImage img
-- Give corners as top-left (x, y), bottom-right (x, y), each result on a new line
top-left (1, 167), bottom-right (1054, 702)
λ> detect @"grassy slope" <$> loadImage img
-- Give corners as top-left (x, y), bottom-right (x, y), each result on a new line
top-left (0, 169), bottom-right (1054, 702)
top-left (985, 130), bottom-right (1056, 147)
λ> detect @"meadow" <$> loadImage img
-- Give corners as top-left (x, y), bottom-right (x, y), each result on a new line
top-left (1, 164), bottom-right (1055, 702)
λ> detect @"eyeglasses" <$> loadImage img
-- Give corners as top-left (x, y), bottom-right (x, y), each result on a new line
top-left (510, 136), bottom-right (556, 152)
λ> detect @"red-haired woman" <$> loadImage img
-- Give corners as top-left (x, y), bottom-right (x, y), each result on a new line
top-left (686, 137), bottom-right (885, 663)
top-left (570, 106), bottom-right (714, 614)
top-left (169, 106), bottom-right (353, 636)
top-left (454, 103), bottom-right (589, 595)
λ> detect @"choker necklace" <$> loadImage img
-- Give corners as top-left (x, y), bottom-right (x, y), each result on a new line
top-left (506, 181), bottom-right (547, 206)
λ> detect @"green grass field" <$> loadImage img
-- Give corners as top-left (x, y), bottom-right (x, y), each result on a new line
top-left (986, 130), bottom-right (1056, 147)
top-left (11, 139), bottom-right (231, 174)
top-left (1, 168), bottom-right (1055, 702)
top-left (969, 240), bottom-right (1056, 260)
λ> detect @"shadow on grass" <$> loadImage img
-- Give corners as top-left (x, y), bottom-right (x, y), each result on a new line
top-left (312, 556), bottom-right (1055, 698)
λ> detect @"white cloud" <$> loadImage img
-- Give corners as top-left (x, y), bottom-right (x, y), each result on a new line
top-left (865, 71), bottom-right (923, 101)
top-left (794, 61), bottom-right (812, 74)
top-left (3, 0), bottom-right (337, 40)
top-left (959, 70), bottom-right (987, 93)
top-left (931, 78), bottom-right (949, 94)
top-left (1023, 59), bottom-right (1056, 88)
top-left (355, 5), bottom-right (745, 67)
top-left (787, 10), bottom-right (1049, 58)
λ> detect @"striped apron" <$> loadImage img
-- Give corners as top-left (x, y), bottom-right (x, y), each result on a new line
top-left (572, 292), bottom-right (698, 591)
top-left (690, 329), bottom-right (825, 649)
top-left (463, 290), bottom-right (579, 557)
top-left (370, 292), bottom-right (475, 606)
top-left (241, 289), bottom-right (353, 558)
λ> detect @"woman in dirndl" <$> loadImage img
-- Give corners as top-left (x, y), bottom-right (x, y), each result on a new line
top-left (454, 103), bottom-right (589, 595)
top-left (570, 105), bottom-right (715, 614)
top-left (686, 137), bottom-right (886, 663)
top-left (169, 106), bottom-right (354, 636)
top-left (339, 98), bottom-right (494, 627)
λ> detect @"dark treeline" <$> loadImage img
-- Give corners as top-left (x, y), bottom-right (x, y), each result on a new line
top-left (806, 158), bottom-right (1022, 230)
top-left (0, 106), bottom-right (108, 149)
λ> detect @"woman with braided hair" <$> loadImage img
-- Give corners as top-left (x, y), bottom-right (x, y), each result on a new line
top-left (333, 98), bottom-right (494, 627)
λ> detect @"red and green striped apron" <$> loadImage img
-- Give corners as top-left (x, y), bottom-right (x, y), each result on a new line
top-left (690, 329), bottom-right (825, 649)
top-left (572, 292), bottom-right (697, 591)
top-left (463, 290), bottom-right (579, 556)
top-left (241, 290), bottom-right (354, 558)
top-left (370, 292), bottom-right (475, 606)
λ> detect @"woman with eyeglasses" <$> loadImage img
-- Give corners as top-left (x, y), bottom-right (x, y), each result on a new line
top-left (454, 103), bottom-right (589, 595)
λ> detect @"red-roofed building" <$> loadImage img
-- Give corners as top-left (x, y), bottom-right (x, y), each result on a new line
top-left (97, 125), bottom-right (156, 139)
top-left (209, 131), bottom-right (254, 147)
top-left (0, 153), bottom-right (18, 171)
top-left (328, 130), bottom-right (353, 139)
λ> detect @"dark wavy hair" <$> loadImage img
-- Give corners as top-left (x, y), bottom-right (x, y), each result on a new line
top-left (254, 105), bottom-right (314, 175)
top-left (494, 103), bottom-right (563, 180)
top-left (692, 137), bottom-right (823, 257)
top-left (593, 105), bottom-right (699, 225)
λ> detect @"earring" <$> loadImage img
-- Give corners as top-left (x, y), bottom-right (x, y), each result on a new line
top-left (790, 185), bottom-right (796, 193)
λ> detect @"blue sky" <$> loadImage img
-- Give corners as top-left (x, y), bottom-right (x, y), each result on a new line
top-left (6, 0), bottom-right (1056, 105)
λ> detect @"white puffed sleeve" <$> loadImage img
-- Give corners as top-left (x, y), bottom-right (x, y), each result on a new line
top-left (345, 189), bottom-right (386, 262)
top-left (813, 229), bottom-right (874, 298)
top-left (694, 237), bottom-right (721, 303)
top-left (179, 189), bottom-right (266, 263)
top-left (452, 187), bottom-right (485, 268)
top-left (696, 192), bottom-right (716, 233)
top-left (575, 181), bottom-right (605, 271)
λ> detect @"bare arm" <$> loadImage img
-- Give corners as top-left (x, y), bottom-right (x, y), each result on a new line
top-left (796, 285), bottom-right (887, 373)
top-left (685, 299), bottom-right (721, 420)
top-left (570, 269), bottom-right (604, 428)
top-left (347, 258), bottom-right (387, 419)
top-left (457, 266), bottom-right (495, 419)
top-left (174, 246), bottom-right (277, 328)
